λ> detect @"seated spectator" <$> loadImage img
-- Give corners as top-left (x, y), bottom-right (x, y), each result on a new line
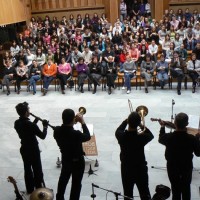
top-left (105, 56), bottom-right (117, 95)
top-left (176, 25), bottom-right (186, 40)
top-left (64, 48), bottom-right (72, 64)
top-left (179, 44), bottom-right (188, 61)
top-left (2, 60), bottom-right (16, 95)
top-left (10, 40), bottom-right (20, 56)
top-left (42, 57), bottom-right (57, 96)
top-left (168, 25), bottom-right (176, 41)
top-left (101, 45), bottom-right (115, 71)
top-left (112, 22), bottom-right (122, 36)
top-left (184, 8), bottom-right (192, 21)
top-left (76, 57), bottom-right (89, 93)
top-left (162, 34), bottom-right (171, 56)
top-left (129, 43), bottom-right (139, 64)
top-left (192, 42), bottom-right (200, 60)
top-left (140, 54), bottom-right (155, 93)
top-left (174, 33), bottom-right (183, 51)
top-left (165, 42), bottom-right (175, 63)
top-left (29, 40), bottom-right (37, 55)
top-left (149, 27), bottom-right (159, 45)
top-left (26, 49), bottom-right (36, 68)
top-left (43, 32), bottom-right (51, 45)
top-left (139, 44), bottom-right (149, 64)
top-left (156, 54), bottom-right (169, 89)
top-left (46, 49), bottom-right (54, 63)
top-left (148, 40), bottom-right (158, 62)
top-left (15, 50), bottom-right (28, 66)
top-left (57, 57), bottom-right (72, 94)
top-left (187, 53), bottom-right (200, 93)
top-left (71, 47), bottom-right (83, 68)
top-left (170, 15), bottom-right (179, 30)
top-left (28, 60), bottom-right (41, 95)
top-left (122, 55), bottom-right (137, 94)
top-left (158, 25), bottom-right (167, 45)
top-left (92, 46), bottom-right (102, 62)
top-left (82, 46), bottom-right (93, 65)
top-left (15, 60), bottom-right (29, 94)
top-left (82, 28), bottom-right (91, 45)
top-left (88, 56), bottom-right (102, 94)
top-left (35, 48), bottom-right (46, 66)
top-left (170, 51), bottom-right (186, 95)
top-left (112, 31), bottom-right (122, 46)
top-left (194, 23), bottom-right (200, 40)
top-left (119, 49), bottom-right (128, 72)
top-left (54, 48), bottom-right (62, 65)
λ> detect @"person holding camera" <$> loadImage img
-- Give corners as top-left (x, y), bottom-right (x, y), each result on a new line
top-left (14, 102), bottom-right (48, 194)
top-left (115, 112), bottom-right (154, 200)
top-left (54, 108), bottom-right (91, 200)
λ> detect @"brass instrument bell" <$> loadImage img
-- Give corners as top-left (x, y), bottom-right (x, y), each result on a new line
top-left (30, 188), bottom-right (54, 200)
top-left (136, 105), bottom-right (148, 134)
top-left (78, 107), bottom-right (86, 115)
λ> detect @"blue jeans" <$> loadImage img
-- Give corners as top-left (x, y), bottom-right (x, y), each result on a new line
top-left (157, 72), bottom-right (168, 87)
top-left (124, 73), bottom-right (134, 90)
top-left (43, 76), bottom-right (54, 90)
top-left (29, 75), bottom-right (40, 93)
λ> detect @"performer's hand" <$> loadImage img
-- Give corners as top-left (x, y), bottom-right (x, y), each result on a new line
top-left (76, 113), bottom-right (85, 124)
top-left (158, 119), bottom-right (165, 127)
top-left (42, 119), bottom-right (49, 127)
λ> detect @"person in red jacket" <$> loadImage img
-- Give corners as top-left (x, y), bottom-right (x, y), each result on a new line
top-left (119, 49), bottom-right (128, 72)
top-left (42, 58), bottom-right (57, 96)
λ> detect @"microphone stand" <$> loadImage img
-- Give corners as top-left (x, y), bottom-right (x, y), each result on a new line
top-left (91, 183), bottom-right (135, 200)
top-left (171, 99), bottom-right (175, 133)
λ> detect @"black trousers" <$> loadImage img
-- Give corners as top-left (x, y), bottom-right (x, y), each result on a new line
top-left (20, 147), bottom-right (44, 193)
top-left (188, 71), bottom-right (199, 86)
top-left (170, 69), bottom-right (184, 90)
top-left (16, 76), bottom-right (27, 90)
top-left (167, 163), bottom-right (192, 200)
top-left (56, 156), bottom-right (85, 200)
top-left (57, 73), bottom-right (71, 90)
top-left (121, 164), bottom-right (151, 200)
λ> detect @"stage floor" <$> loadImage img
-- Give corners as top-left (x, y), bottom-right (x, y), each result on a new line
top-left (1, 85), bottom-right (200, 200)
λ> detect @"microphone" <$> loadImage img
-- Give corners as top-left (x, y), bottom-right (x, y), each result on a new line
top-left (172, 99), bottom-right (175, 105)
top-left (92, 183), bottom-right (99, 188)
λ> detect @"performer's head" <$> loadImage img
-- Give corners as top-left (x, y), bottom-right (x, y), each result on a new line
top-left (128, 112), bottom-right (141, 129)
top-left (15, 102), bottom-right (30, 117)
top-left (62, 109), bottom-right (75, 125)
top-left (174, 112), bottom-right (188, 129)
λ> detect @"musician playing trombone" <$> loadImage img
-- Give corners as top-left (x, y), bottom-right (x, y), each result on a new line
top-left (158, 113), bottom-right (200, 200)
top-left (14, 102), bottom-right (48, 194)
top-left (115, 111), bottom-right (154, 200)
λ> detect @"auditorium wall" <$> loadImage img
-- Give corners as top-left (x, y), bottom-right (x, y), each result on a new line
top-left (0, 0), bottom-right (31, 25)
top-left (30, 0), bottom-right (105, 21)
top-left (169, 0), bottom-right (200, 12)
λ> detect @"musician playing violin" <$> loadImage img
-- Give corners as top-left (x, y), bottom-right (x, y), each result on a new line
top-left (158, 112), bottom-right (200, 200)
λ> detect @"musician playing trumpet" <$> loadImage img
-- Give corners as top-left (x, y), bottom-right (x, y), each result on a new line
top-left (14, 102), bottom-right (48, 194)
top-left (53, 108), bottom-right (91, 200)
top-left (158, 113), bottom-right (200, 200)
top-left (115, 112), bottom-right (154, 200)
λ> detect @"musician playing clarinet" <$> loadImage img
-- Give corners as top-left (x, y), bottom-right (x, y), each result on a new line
top-left (54, 108), bottom-right (91, 200)
top-left (158, 113), bottom-right (200, 200)
top-left (14, 102), bottom-right (48, 194)
top-left (115, 112), bottom-right (154, 200)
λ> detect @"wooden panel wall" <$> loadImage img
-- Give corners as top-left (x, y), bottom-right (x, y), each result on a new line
top-left (154, 0), bottom-right (169, 21)
top-left (31, 0), bottom-right (105, 21)
top-left (169, 1), bottom-right (200, 12)
top-left (0, 0), bottom-right (31, 25)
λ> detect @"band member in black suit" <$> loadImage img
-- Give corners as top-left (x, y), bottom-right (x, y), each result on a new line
top-left (115, 112), bottom-right (154, 200)
top-left (158, 113), bottom-right (200, 200)
top-left (54, 108), bottom-right (91, 200)
top-left (14, 102), bottom-right (48, 194)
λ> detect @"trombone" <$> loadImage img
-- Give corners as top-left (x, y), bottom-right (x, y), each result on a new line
top-left (128, 99), bottom-right (148, 134)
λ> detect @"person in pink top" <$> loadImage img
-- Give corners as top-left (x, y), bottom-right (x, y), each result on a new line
top-left (43, 32), bottom-right (51, 46)
top-left (57, 57), bottom-right (72, 94)
top-left (129, 43), bottom-right (140, 66)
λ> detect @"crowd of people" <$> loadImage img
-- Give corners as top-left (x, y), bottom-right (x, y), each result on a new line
top-left (1, 0), bottom-right (200, 96)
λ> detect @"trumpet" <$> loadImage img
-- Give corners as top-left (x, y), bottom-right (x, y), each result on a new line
top-left (30, 113), bottom-right (55, 130)
top-left (128, 99), bottom-right (148, 134)
top-left (75, 107), bottom-right (86, 123)
top-left (150, 118), bottom-right (176, 129)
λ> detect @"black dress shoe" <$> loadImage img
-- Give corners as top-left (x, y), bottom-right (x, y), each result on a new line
top-left (17, 90), bottom-right (20, 94)
top-left (177, 90), bottom-right (181, 95)
top-left (145, 88), bottom-right (148, 93)
top-left (81, 88), bottom-right (84, 93)
top-left (108, 87), bottom-right (111, 95)
top-left (61, 90), bottom-right (65, 94)
top-left (33, 91), bottom-right (36, 95)
top-left (192, 87), bottom-right (195, 93)
top-left (92, 90), bottom-right (96, 94)
top-left (7, 91), bottom-right (10, 95)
